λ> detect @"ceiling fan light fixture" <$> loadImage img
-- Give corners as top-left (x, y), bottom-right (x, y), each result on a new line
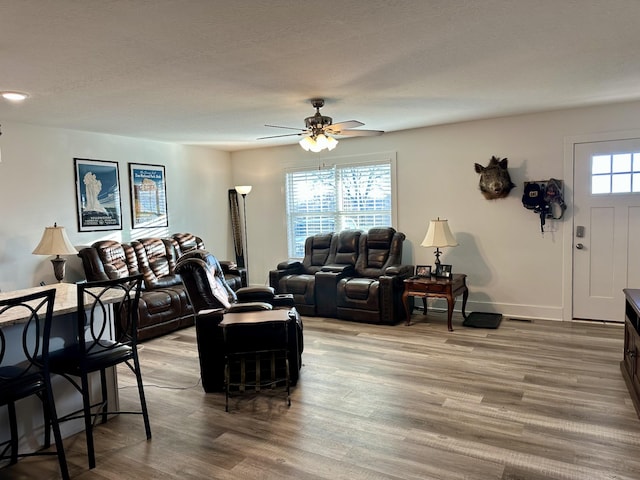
top-left (299, 134), bottom-right (337, 153)
top-left (299, 136), bottom-right (315, 151)
top-left (309, 139), bottom-right (323, 153)
top-left (265, 98), bottom-right (382, 151)
top-left (315, 133), bottom-right (329, 149)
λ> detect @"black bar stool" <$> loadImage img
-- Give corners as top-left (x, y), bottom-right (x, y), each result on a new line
top-left (50, 275), bottom-right (151, 470)
top-left (0, 288), bottom-right (69, 479)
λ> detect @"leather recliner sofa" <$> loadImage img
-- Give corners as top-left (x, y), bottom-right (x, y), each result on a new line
top-left (269, 227), bottom-right (414, 324)
top-left (77, 233), bottom-right (245, 341)
top-left (171, 233), bottom-right (246, 290)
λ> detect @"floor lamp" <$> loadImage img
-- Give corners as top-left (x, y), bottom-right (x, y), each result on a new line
top-left (234, 185), bottom-right (252, 285)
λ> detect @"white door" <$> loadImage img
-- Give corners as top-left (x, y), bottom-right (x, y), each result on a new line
top-left (573, 139), bottom-right (640, 321)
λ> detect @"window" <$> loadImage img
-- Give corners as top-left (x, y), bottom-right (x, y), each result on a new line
top-left (591, 152), bottom-right (640, 194)
top-left (285, 159), bottom-right (394, 258)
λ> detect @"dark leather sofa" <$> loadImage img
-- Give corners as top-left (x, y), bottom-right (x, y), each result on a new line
top-left (269, 227), bottom-right (414, 324)
top-left (77, 233), bottom-right (245, 341)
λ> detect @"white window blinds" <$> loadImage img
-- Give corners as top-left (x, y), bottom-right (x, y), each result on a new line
top-left (285, 161), bottom-right (392, 258)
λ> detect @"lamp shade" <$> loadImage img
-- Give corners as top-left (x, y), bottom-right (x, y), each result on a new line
top-left (234, 185), bottom-right (252, 195)
top-left (299, 134), bottom-right (338, 152)
top-left (299, 136), bottom-right (315, 151)
top-left (421, 219), bottom-right (458, 248)
top-left (326, 136), bottom-right (338, 150)
top-left (32, 224), bottom-right (78, 256)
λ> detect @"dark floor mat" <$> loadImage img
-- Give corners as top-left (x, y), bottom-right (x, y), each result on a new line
top-left (462, 312), bottom-right (502, 329)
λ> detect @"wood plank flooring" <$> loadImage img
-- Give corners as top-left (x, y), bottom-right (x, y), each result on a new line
top-left (3, 311), bottom-right (640, 480)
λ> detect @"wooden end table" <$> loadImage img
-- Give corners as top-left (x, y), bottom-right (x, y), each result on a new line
top-left (402, 273), bottom-right (468, 331)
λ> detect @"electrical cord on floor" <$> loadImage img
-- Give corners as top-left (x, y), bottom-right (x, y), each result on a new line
top-left (121, 357), bottom-right (301, 392)
top-left (119, 345), bottom-right (204, 390)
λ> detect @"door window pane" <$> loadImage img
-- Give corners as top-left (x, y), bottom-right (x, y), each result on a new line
top-left (592, 155), bottom-right (611, 174)
top-left (591, 152), bottom-right (640, 194)
top-left (611, 173), bottom-right (631, 193)
top-left (592, 175), bottom-right (611, 194)
top-left (612, 154), bottom-right (631, 173)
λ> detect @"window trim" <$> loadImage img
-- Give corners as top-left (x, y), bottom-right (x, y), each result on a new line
top-left (284, 152), bottom-right (397, 259)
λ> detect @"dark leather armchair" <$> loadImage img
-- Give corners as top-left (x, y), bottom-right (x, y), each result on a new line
top-left (336, 227), bottom-right (414, 324)
top-left (268, 233), bottom-right (335, 316)
top-left (175, 249), bottom-right (274, 313)
top-left (175, 250), bottom-right (303, 392)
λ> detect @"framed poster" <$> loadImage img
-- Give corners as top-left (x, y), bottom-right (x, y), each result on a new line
top-left (74, 158), bottom-right (123, 232)
top-left (129, 163), bottom-right (168, 228)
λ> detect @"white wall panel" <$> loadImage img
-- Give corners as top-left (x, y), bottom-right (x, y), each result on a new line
top-left (0, 123), bottom-right (232, 290)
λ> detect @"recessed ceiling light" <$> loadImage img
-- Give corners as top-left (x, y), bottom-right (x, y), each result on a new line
top-left (1, 91), bottom-right (29, 102)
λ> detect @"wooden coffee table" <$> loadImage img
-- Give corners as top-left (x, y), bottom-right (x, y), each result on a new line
top-left (402, 273), bottom-right (468, 331)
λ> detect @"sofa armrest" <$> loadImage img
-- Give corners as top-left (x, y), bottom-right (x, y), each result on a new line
top-left (219, 260), bottom-right (237, 272)
top-left (320, 264), bottom-right (356, 275)
top-left (197, 308), bottom-right (226, 319)
top-left (226, 302), bottom-right (273, 312)
top-left (152, 273), bottom-right (183, 289)
top-left (315, 265), bottom-right (354, 317)
top-left (269, 261), bottom-right (304, 291)
top-left (378, 268), bottom-right (413, 323)
top-left (220, 261), bottom-right (247, 287)
top-left (235, 286), bottom-right (275, 303)
top-left (384, 264), bottom-right (414, 277)
top-left (77, 247), bottom-right (111, 281)
top-left (277, 260), bottom-right (303, 270)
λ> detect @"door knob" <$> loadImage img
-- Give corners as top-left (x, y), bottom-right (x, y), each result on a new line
top-left (576, 243), bottom-right (584, 250)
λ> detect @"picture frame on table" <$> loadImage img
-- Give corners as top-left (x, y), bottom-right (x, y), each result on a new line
top-left (129, 163), bottom-right (168, 228)
top-left (415, 265), bottom-right (432, 278)
top-left (435, 264), bottom-right (452, 278)
top-left (74, 158), bottom-right (123, 232)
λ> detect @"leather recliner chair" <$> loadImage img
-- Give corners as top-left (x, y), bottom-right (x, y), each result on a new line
top-left (175, 250), bottom-right (303, 392)
top-left (335, 227), bottom-right (414, 324)
top-left (268, 233), bottom-right (335, 316)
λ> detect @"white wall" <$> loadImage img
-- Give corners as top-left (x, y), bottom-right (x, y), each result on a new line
top-left (3, 100), bottom-right (640, 319)
top-left (231, 100), bottom-right (640, 321)
top-left (0, 122), bottom-right (232, 291)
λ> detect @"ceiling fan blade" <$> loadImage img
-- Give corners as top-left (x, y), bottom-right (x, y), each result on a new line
top-left (327, 120), bottom-right (364, 131)
top-left (333, 129), bottom-right (384, 137)
top-left (257, 132), bottom-right (306, 140)
top-left (264, 124), bottom-right (306, 131)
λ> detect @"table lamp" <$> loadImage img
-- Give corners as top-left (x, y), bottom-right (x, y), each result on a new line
top-left (421, 218), bottom-right (458, 269)
top-left (32, 223), bottom-right (78, 282)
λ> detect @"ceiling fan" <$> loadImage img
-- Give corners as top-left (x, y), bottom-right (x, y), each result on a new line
top-left (258, 98), bottom-right (384, 152)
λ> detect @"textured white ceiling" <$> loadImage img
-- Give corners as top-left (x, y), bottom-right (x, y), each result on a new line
top-left (1, 0), bottom-right (640, 150)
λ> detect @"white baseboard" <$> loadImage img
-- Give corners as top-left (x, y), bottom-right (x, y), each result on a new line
top-left (416, 298), bottom-right (564, 322)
